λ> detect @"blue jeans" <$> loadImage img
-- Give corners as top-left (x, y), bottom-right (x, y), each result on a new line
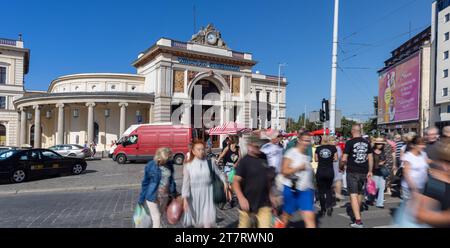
top-left (372, 175), bottom-right (385, 207)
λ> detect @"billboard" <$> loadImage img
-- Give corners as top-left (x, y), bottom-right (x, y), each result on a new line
top-left (378, 53), bottom-right (421, 124)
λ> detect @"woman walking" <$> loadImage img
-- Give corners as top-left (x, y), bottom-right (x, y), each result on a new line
top-left (281, 132), bottom-right (316, 228)
top-left (217, 136), bottom-right (241, 205)
top-left (138, 148), bottom-right (177, 228)
top-left (371, 137), bottom-right (388, 208)
top-left (394, 135), bottom-right (430, 227)
top-left (331, 136), bottom-right (344, 201)
top-left (314, 136), bottom-right (338, 217)
top-left (182, 140), bottom-right (226, 228)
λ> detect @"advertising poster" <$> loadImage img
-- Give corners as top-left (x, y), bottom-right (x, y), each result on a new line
top-left (378, 53), bottom-right (421, 124)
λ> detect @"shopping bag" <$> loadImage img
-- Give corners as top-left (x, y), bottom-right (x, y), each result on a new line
top-left (133, 203), bottom-right (151, 228)
top-left (366, 179), bottom-right (377, 196)
top-left (166, 197), bottom-right (183, 225)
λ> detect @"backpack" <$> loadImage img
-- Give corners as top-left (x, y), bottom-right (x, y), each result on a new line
top-left (207, 159), bottom-right (227, 205)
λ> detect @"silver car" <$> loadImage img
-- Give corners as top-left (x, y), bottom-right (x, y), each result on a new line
top-left (49, 144), bottom-right (91, 159)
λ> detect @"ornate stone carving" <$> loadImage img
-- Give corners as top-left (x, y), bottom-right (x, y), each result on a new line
top-left (173, 70), bottom-right (185, 93)
top-left (190, 24), bottom-right (228, 49)
top-left (232, 76), bottom-right (240, 96)
top-left (188, 71), bottom-right (199, 83)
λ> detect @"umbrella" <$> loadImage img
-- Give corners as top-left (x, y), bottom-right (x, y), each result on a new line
top-left (207, 122), bottom-right (251, 135)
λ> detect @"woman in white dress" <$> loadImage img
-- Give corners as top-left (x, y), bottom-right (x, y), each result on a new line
top-left (182, 140), bottom-right (226, 228)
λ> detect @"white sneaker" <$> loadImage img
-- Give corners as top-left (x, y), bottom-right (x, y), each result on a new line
top-left (350, 222), bottom-right (364, 228)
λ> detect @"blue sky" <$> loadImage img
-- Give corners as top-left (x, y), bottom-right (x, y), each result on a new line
top-left (1, 0), bottom-right (433, 120)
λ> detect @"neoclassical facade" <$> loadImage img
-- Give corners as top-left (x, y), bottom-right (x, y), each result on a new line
top-left (3, 24), bottom-right (287, 151)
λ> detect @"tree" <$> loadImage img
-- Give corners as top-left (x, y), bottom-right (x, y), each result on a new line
top-left (338, 117), bottom-right (357, 138)
top-left (363, 117), bottom-right (378, 135)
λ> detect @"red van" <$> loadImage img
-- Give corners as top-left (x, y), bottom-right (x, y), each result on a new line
top-left (112, 123), bottom-right (192, 165)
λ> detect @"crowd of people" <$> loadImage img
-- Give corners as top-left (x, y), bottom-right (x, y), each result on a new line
top-left (136, 124), bottom-right (450, 228)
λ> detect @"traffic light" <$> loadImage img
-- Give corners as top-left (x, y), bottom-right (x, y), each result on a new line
top-left (322, 99), bottom-right (330, 121)
top-left (320, 109), bottom-right (326, 122)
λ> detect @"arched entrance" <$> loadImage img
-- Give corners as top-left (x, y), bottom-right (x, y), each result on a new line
top-left (190, 79), bottom-right (222, 148)
top-left (0, 124), bottom-right (6, 146)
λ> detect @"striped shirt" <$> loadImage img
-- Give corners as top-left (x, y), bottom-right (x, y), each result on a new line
top-left (395, 141), bottom-right (405, 160)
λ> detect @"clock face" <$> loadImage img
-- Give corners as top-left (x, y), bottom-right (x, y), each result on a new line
top-left (206, 32), bottom-right (217, 45)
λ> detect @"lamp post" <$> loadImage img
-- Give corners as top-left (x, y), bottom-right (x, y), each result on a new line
top-left (277, 63), bottom-right (287, 131)
top-left (329, 0), bottom-right (340, 135)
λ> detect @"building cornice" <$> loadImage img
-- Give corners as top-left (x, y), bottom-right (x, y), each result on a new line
top-left (132, 45), bottom-right (258, 68)
top-left (47, 73), bottom-right (145, 92)
top-left (14, 92), bottom-right (155, 108)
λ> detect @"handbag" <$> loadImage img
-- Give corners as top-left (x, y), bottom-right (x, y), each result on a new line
top-left (207, 159), bottom-right (227, 205)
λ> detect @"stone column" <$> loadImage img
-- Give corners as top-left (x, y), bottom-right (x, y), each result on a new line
top-left (148, 104), bottom-right (154, 123)
top-left (19, 107), bottom-right (27, 146)
top-left (86, 102), bottom-right (96, 144)
top-left (119, 102), bottom-right (128, 136)
top-left (56, 103), bottom-right (65, 145)
top-left (33, 105), bottom-right (41, 148)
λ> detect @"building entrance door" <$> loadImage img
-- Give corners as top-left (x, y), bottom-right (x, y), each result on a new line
top-left (190, 79), bottom-right (222, 149)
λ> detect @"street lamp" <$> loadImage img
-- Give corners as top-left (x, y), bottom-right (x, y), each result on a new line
top-left (277, 63), bottom-right (287, 131)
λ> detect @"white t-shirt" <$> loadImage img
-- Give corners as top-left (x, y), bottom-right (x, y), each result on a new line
top-left (282, 148), bottom-right (314, 190)
top-left (260, 143), bottom-right (283, 173)
top-left (401, 151), bottom-right (429, 190)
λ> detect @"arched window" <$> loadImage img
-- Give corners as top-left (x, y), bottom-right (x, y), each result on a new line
top-left (94, 122), bottom-right (99, 144)
top-left (0, 124), bottom-right (6, 146)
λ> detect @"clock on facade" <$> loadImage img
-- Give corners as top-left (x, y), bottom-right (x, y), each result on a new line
top-left (206, 32), bottom-right (217, 45)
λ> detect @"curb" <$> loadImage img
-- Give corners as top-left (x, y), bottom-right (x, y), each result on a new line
top-left (0, 184), bottom-right (141, 196)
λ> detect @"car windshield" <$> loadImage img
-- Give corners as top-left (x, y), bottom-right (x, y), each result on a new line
top-left (72, 145), bottom-right (84, 149)
top-left (0, 150), bottom-right (19, 160)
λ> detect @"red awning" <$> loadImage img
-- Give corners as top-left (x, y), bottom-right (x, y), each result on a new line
top-left (310, 129), bottom-right (341, 136)
top-left (207, 122), bottom-right (251, 135)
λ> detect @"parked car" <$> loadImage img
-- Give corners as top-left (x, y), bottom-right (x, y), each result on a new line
top-left (113, 124), bottom-right (192, 165)
top-left (0, 146), bottom-right (20, 152)
top-left (48, 144), bottom-right (91, 159)
top-left (0, 149), bottom-right (88, 183)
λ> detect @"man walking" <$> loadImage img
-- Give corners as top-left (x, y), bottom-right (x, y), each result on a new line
top-left (233, 134), bottom-right (274, 228)
top-left (424, 127), bottom-right (440, 161)
top-left (340, 124), bottom-right (373, 228)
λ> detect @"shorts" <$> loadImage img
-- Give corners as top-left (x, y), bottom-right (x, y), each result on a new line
top-left (282, 186), bottom-right (315, 214)
top-left (224, 164), bottom-right (235, 184)
top-left (346, 173), bottom-right (367, 195)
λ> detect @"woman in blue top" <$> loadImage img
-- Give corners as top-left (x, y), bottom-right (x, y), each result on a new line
top-left (138, 147), bottom-right (177, 228)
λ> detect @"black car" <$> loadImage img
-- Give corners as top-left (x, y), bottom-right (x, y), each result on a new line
top-left (0, 149), bottom-right (87, 183)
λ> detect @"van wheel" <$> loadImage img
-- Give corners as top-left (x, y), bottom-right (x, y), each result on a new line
top-left (174, 154), bottom-right (185, 165)
top-left (11, 169), bottom-right (27, 183)
top-left (117, 154), bottom-right (127, 164)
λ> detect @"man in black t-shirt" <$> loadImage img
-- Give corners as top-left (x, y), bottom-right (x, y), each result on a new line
top-left (341, 124), bottom-right (373, 228)
top-left (233, 134), bottom-right (273, 228)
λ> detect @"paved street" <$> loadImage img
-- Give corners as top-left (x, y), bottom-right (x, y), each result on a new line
top-left (0, 159), bottom-right (400, 228)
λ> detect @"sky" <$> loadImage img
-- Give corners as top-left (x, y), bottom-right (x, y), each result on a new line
top-left (1, 0), bottom-right (434, 121)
